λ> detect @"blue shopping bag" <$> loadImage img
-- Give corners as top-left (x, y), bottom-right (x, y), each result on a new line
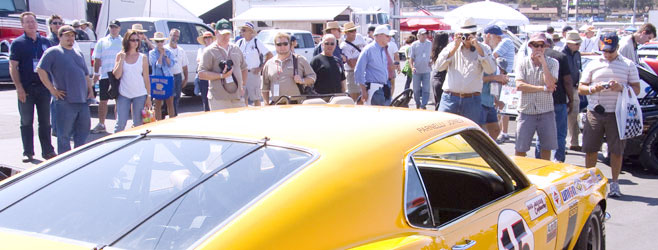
top-left (150, 75), bottom-right (174, 100)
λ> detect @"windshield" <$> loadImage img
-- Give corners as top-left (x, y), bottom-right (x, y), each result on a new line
top-left (256, 30), bottom-right (276, 44)
top-left (0, 137), bottom-right (312, 249)
top-left (377, 13), bottom-right (389, 25)
top-left (0, 0), bottom-right (20, 12)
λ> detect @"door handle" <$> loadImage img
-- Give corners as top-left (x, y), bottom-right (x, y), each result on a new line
top-left (452, 240), bottom-right (476, 250)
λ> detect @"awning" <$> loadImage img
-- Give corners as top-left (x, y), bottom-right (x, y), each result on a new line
top-left (400, 10), bottom-right (451, 31)
top-left (232, 5), bottom-right (350, 21)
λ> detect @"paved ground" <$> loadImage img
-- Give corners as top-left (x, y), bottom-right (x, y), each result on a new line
top-left (0, 73), bottom-right (656, 248)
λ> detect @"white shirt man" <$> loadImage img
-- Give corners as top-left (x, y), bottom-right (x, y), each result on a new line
top-left (340, 22), bottom-right (363, 102)
top-left (236, 22), bottom-right (272, 106)
top-left (165, 29), bottom-right (189, 115)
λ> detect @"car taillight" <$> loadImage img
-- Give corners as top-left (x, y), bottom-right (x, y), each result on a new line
top-left (90, 48), bottom-right (94, 67)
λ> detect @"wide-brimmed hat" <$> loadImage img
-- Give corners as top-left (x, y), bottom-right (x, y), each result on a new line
top-left (552, 33), bottom-right (561, 40)
top-left (196, 31), bottom-right (215, 45)
top-left (457, 18), bottom-right (477, 34)
top-left (150, 32), bottom-right (168, 41)
top-left (71, 20), bottom-right (81, 27)
top-left (342, 22), bottom-right (359, 32)
top-left (325, 21), bottom-right (340, 32)
top-left (528, 33), bottom-right (548, 45)
top-left (130, 23), bottom-right (147, 33)
top-left (239, 22), bottom-right (255, 32)
top-left (565, 30), bottom-right (582, 44)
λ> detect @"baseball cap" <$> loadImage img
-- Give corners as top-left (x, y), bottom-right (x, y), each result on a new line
top-left (290, 35), bottom-right (297, 42)
top-left (58, 25), bottom-right (76, 37)
top-left (599, 32), bottom-right (619, 52)
top-left (373, 25), bottom-right (389, 36)
top-left (418, 28), bottom-right (427, 34)
top-left (483, 25), bottom-right (503, 36)
top-left (368, 25), bottom-right (376, 32)
top-left (215, 19), bottom-right (232, 34)
top-left (109, 19), bottom-right (120, 28)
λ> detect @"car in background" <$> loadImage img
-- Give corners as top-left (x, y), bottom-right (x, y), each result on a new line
top-left (105, 17), bottom-right (214, 96)
top-left (256, 29), bottom-right (315, 62)
top-left (0, 105), bottom-right (607, 249)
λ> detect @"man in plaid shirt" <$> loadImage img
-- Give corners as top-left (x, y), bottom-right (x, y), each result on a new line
top-left (514, 33), bottom-right (559, 160)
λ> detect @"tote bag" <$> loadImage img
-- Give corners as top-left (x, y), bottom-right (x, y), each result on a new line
top-left (615, 85), bottom-right (643, 140)
top-left (150, 75), bottom-right (174, 100)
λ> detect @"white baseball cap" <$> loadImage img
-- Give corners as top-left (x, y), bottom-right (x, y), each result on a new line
top-left (373, 25), bottom-right (390, 36)
top-left (418, 28), bottom-right (427, 34)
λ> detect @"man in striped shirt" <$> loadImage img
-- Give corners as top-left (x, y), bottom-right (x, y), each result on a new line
top-left (90, 19), bottom-right (122, 134)
top-left (578, 32), bottom-right (641, 197)
top-left (514, 33), bottom-right (559, 160)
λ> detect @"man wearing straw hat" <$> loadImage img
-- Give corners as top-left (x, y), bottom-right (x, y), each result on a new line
top-left (562, 30), bottom-right (584, 152)
top-left (579, 25), bottom-right (598, 55)
top-left (340, 22), bottom-right (362, 102)
top-left (435, 17), bottom-right (495, 123)
top-left (313, 21), bottom-right (344, 65)
top-left (236, 21), bottom-right (272, 106)
top-left (148, 32), bottom-right (177, 120)
top-left (198, 19), bottom-right (248, 110)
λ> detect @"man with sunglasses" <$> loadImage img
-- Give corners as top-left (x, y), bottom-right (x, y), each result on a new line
top-left (90, 19), bottom-right (122, 134)
top-left (514, 33), bottom-right (559, 160)
top-left (261, 32), bottom-right (316, 104)
top-left (435, 17), bottom-right (495, 122)
top-left (236, 22), bottom-right (272, 106)
top-left (311, 34), bottom-right (346, 94)
top-left (578, 32), bottom-right (641, 197)
top-left (47, 15), bottom-right (63, 45)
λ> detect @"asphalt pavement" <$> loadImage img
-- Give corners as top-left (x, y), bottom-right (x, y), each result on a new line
top-left (0, 73), bottom-right (656, 248)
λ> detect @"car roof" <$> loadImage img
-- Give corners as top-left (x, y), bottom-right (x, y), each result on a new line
top-left (115, 17), bottom-right (205, 25)
top-left (116, 105), bottom-right (475, 153)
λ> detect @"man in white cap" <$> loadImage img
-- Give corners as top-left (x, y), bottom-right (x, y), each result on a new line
top-left (340, 22), bottom-right (362, 102)
top-left (435, 17), bottom-right (495, 122)
top-left (409, 28), bottom-right (432, 109)
top-left (355, 25), bottom-right (395, 106)
top-left (236, 21), bottom-right (272, 106)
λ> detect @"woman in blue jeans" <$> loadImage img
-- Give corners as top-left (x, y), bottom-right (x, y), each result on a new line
top-left (112, 30), bottom-right (151, 132)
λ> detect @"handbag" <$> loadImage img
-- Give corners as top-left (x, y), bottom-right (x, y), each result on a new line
top-left (141, 108), bottom-right (156, 124)
top-left (150, 75), bottom-right (174, 100)
top-left (292, 54), bottom-right (318, 95)
top-left (615, 85), bottom-right (643, 140)
top-left (107, 71), bottom-right (120, 99)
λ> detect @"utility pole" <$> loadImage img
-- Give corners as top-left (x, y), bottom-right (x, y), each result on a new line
top-left (632, 0), bottom-right (637, 26)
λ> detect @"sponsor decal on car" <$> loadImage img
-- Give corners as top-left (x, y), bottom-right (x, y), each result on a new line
top-left (575, 179), bottom-right (584, 193)
top-left (546, 219), bottom-right (558, 243)
top-left (562, 201), bottom-right (579, 249)
top-left (561, 184), bottom-right (578, 203)
top-left (525, 195), bottom-right (548, 220)
top-left (549, 186), bottom-right (562, 209)
top-left (497, 209), bottom-right (535, 250)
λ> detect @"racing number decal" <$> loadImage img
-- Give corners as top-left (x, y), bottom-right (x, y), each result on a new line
top-left (498, 209), bottom-right (535, 250)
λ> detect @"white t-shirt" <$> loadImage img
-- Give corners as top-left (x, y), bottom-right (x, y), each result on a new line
top-left (165, 44), bottom-right (188, 75)
top-left (387, 41), bottom-right (399, 61)
top-left (340, 39), bottom-right (361, 71)
top-left (579, 36), bottom-right (599, 53)
top-left (237, 37), bottom-right (270, 69)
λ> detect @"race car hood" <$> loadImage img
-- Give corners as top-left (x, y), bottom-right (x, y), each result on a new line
top-left (0, 229), bottom-right (96, 250)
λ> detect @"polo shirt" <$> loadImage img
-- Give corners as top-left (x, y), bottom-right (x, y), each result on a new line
top-left (9, 33), bottom-right (51, 91)
top-left (515, 56), bottom-right (559, 114)
top-left (92, 34), bottom-right (122, 79)
top-left (580, 55), bottom-right (640, 112)
top-left (579, 36), bottom-right (599, 53)
top-left (262, 53), bottom-right (316, 97)
top-left (493, 38), bottom-right (515, 73)
top-left (618, 35), bottom-right (638, 65)
top-left (409, 40), bottom-right (432, 73)
top-left (198, 42), bottom-right (248, 101)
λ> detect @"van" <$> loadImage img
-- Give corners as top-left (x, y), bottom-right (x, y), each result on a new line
top-left (255, 29), bottom-right (315, 62)
top-left (104, 17), bottom-right (214, 95)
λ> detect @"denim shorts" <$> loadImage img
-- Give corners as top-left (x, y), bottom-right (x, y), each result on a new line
top-left (480, 105), bottom-right (498, 125)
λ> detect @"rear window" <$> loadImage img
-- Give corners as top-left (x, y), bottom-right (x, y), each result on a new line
top-left (119, 21), bottom-right (156, 39)
top-left (0, 137), bottom-right (312, 249)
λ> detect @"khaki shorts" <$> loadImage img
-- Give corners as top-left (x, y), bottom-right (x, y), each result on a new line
top-left (209, 98), bottom-right (246, 110)
top-left (582, 111), bottom-right (626, 155)
top-left (346, 70), bottom-right (361, 94)
top-left (244, 71), bottom-right (263, 102)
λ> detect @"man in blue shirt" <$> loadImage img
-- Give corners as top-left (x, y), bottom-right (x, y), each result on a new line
top-left (354, 25), bottom-right (393, 106)
top-left (37, 25), bottom-right (94, 154)
top-left (9, 12), bottom-right (57, 162)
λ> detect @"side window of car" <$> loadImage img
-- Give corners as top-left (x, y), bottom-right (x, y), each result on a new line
top-left (301, 33), bottom-right (314, 49)
top-left (120, 21), bottom-right (156, 40)
top-left (411, 130), bottom-right (518, 226)
top-left (194, 24), bottom-right (213, 39)
top-left (167, 21), bottom-right (195, 44)
top-left (404, 161), bottom-right (434, 228)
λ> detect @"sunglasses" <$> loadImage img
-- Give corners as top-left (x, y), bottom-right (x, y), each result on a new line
top-left (240, 29), bottom-right (247, 32)
top-left (323, 42), bottom-right (335, 46)
top-left (155, 40), bottom-right (164, 43)
top-left (529, 43), bottom-right (545, 48)
top-left (129, 39), bottom-right (140, 42)
top-left (50, 22), bottom-right (63, 25)
top-left (275, 42), bottom-right (289, 47)
top-left (346, 30), bottom-right (356, 33)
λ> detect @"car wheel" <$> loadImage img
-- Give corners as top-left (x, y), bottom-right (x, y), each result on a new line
top-left (574, 205), bottom-right (605, 250)
top-left (640, 127), bottom-right (658, 174)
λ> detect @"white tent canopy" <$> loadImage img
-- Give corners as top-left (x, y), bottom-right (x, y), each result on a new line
top-left (443, 0), bottom-right (529, 29)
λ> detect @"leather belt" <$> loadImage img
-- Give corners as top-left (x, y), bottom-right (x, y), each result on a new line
top-left (444, 91), bottom-right (480, 98)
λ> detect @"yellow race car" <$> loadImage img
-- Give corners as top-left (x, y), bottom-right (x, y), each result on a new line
top-left (0, 105), bottom-right (607, 250)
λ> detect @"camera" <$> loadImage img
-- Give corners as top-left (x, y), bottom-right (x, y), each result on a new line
top-left (218, 60), bottom-right (234, 72)
top-left (601, 82), bottom-right (611, 89)
top-left (461, 36), bottom-right (466, 41)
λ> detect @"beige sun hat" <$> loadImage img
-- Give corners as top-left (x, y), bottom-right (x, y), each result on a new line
top-left (196, 31), bottom-right (215, 45)
top-left (325, 21), bottom-right (340, 32)
top-left (129, 23), bottom-right (147, 33)
top-left (565, 30), bottom-right (583, 44)
top-left (150, 32), bottom-right (168, 41)
top-left (342, 22), bottom-right (359, 32)
top-left (457, 17), bottom-right (478, 34)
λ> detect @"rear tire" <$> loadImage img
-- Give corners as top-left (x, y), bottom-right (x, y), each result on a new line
top-left (574, 205), bottom-right (605, 250)
top-left (640, 127), bottom-right (658, 174)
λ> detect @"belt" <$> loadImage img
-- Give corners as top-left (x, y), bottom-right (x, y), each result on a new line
top-left (444, 91), bottom-right (480, 98)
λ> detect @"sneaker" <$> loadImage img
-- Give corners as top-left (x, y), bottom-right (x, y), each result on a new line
top-left (91, 123), bottom-right (106, 134)
top-left (608, 182), bottom-right (622, 197)
top-left (569, 145), bottom-right (582, 151)
top-left (22, 154), bottom-right (33, 163)
top-left (42, 152), bottom-right (57, 160)
top-left (496, 133), bottom-right (509, 144)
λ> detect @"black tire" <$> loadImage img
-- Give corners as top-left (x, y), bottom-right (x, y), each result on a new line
top-left (640, 127), bottom-right (658, 174)
top-left (574, 205), bottom-right (605, 250)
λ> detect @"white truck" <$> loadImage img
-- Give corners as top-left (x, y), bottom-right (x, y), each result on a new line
top-left (351, 10), bottom-right (390, 35)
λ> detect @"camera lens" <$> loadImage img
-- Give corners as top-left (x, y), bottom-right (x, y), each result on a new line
top-left (461, 36), bottom-right (466, 41)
